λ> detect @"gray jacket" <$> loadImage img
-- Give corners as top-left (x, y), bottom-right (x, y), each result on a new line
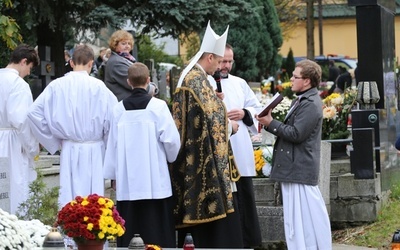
top-left (266, 87), bottom-right (322, 186)
top-left (104, 51), bottom-right (133, 101)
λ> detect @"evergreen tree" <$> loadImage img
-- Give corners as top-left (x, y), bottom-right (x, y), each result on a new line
top-left (258, 0), bottom-right (283, 79)
top-left (285, 48), bottom-right (296, 81)
top-left (219, 0), bottom-right (260, 81)
top-left (214, 0), bottom-right (282, 82)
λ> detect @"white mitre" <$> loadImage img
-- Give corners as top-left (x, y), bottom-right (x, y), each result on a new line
top-left (176, 21), bottom-right (229, 88)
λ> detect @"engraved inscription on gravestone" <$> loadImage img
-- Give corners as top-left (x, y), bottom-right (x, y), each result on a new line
top-left (0, 157), bottom-right (10, 213)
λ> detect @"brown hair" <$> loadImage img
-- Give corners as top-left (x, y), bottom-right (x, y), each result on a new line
top-left (9, 44), bottom-right (40, 67)
top-left (108, 30), bottom-right (134, 52)
top-left (72, 44), bottom-right (94, 65)
top-left (296, 59), bottom-right (322, 88)
top-left (128, 62), bottom-right (149, 87)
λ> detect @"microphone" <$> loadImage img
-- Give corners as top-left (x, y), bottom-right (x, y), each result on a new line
top-left (213, 70), bottom-right (222, 92)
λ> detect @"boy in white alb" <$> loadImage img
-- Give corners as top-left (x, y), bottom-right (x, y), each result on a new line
top-left (27, 44), bottom-right (118, 207)
top-left (103, 62), bottom-right (180, 248)
top-left (0, 44), bottom-right (40, 214)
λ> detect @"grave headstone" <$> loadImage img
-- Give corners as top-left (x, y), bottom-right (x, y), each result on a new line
top-left (0, 157), bottom-right (10, 212)
top-left (158, 71), bottom-right (168, 100)
top-left (348, 0), bottom-right (396, 109)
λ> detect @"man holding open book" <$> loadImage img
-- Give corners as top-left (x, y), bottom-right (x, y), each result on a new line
top-left (256, 59), bottom-right (332, 250)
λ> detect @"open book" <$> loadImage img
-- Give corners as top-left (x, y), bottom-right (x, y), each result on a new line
top-left (258, 93), bottom-right (283, 117)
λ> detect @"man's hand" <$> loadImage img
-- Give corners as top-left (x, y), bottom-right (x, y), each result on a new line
top-left (227, 108), bottom-right (245, 121)
top-left (256, 109), bottom-right (273, 127)
top-left (231, 120), bottom-right (239, 135)
top-left (216, 91), bottom-right (224, 100)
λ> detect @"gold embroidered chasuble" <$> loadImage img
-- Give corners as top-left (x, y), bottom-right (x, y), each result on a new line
top-left (170, 65), bottom-right (236, 227)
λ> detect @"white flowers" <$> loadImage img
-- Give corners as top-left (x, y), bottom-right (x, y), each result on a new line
top-left (262, 162), bottom-right (272, 177)
top-left (322, 106), bottom-right (337, 120)
top-left (271, 97), bottom-right (292, 122)
top-left (261, 146), bottom-right (274, 176)
top-left (18, 219), bottom-right (51, 247)
top-left (0, 208), bottom-right (50, 249)
top-left (261, 146), bottom-right (274, 177)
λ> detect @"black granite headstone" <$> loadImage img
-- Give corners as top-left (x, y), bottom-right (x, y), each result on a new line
top-left (348, 0), bottom-right (396, 109)
top-left (351, 109), bottom-right (380, 172)
top-left (350, 128), bottom-right (375, 179)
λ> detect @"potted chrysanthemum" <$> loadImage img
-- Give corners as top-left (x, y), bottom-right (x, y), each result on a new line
top-left (56, 194), bottom-right (125, 250)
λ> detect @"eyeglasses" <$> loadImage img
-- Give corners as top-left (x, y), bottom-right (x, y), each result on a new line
top-left (292, 75), bottom-right (305, 80)
top-left (222, 60), bottom-right (235, 64)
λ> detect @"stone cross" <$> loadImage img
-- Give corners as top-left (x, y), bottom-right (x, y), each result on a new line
top-left (38, 46), bottom-right (55, 90)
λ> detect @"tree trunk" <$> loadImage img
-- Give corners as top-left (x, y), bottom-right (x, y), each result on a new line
top-left (306, 0), bottom-right (315, 59)
top-left (318, 0), bottom-right (323, 56)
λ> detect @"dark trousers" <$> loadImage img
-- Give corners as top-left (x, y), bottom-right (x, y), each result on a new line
top-left (236, 177), bottom-right (262, 248)
top-left (117, 197), bottom-right (175, 248)
top-left (177, 192), bottom-right (244, 248)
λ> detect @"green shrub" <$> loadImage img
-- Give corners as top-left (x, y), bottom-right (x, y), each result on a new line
top-left (16, 170), bottom-right (60, 226)
top-left (390, 183), bottom-right (400, 201)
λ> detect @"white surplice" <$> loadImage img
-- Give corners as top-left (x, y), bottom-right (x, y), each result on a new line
top-left (281, 182), bottom-right (332, 250)
top-left (209, 74), bottom-right (262, 176)
top-left (27, 71), bottom-right (117, 207)
top-left (103, 99), bottom-right (180, 201)
top-left (0, 68), bottom-right (39, 214)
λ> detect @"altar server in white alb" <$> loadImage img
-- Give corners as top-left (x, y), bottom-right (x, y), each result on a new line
top-left (0, 44), bottom-right (40, 214)
top-left (103, 62), bottom-right (180, 248)
top-left (27, 44), bottom-right (117, 207)
top-left (208, 43), bottom-right (263, 248)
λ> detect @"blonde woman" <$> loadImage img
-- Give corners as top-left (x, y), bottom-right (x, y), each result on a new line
top-left (104, 30), bottom-right (137, 101)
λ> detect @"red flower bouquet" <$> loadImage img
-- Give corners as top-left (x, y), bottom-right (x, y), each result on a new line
top-left (56, 194), bottom-right (125, 244)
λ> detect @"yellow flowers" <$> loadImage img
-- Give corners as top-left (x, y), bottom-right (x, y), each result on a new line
top-left (81, 199), bottom-right (89, 206)
top-left (281, 81), bottom-right (292, 89)
top-left (98, 231), bottom-right (105, 239)
top-left (254, 148), bottom-right (265, 172)
top-left (57, 194), bottom-right (125, 243)
top-left (146, 244), bottom-right (162, 250)
top-left (98, 197), bottom-right (106, 205)
top-left (261, 82), bottom-right (271, 94)
top-left (323, 92), bottom-right (341, 104)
